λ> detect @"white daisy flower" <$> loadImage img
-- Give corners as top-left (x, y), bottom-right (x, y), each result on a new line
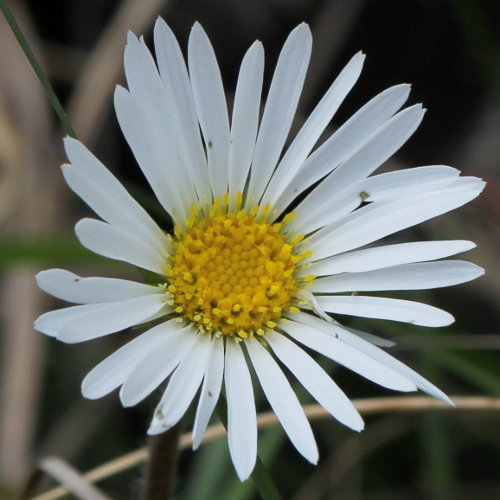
top-left (35, 19), bottom-right (485, 481)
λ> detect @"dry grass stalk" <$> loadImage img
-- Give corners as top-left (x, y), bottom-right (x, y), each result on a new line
top-left (30, 396), bottom-right (500, 500)
top-left (0, 2), bottom-right (63, 488)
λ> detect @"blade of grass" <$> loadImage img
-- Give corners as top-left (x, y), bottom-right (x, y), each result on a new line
top-left (419, 356), bottom-right (455, 500)
top-left (0, 0), bottom-right (76, 137)
top-left (29, 397), bottom-right (500, 500)
top-left (421, 412), bottom-right (454, 500)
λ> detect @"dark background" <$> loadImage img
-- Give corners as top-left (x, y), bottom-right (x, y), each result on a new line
top-left (0, 0), bottom-right (499, 498)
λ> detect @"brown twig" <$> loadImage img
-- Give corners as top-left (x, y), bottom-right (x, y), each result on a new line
top-left (292, 416), bottom-right (412, 500)
top-left (303, 0), bottom-right (365, 109)
top-left (37, 457), bottom-right (110, 500)
top-left (66, 0), bottom-right (172, 145)
top-left (0, 1), bottom-right (62, 489)
top-left (29, 396), bottom-right (500, 500)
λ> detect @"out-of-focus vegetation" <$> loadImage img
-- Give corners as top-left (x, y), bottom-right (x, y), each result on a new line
top-left (0, 0), bottom-right (499, 499)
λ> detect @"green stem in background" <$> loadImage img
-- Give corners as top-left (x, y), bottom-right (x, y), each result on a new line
top-left (0, 0), bottom-right (77, 138)
top-left (419, 356), bottom-right (454, 500)
top-left (215, 395), bottom-right (283, 500)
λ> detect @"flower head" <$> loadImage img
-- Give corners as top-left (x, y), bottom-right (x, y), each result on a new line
top-left (35, 19), bottom-right (485, 480)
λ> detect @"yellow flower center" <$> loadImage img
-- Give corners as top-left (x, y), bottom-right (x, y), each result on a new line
top-left (165, 196), bottom-right (312, 338)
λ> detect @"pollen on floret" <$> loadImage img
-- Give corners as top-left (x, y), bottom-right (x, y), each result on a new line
top-left (164, 194), bottom-right (312, 339)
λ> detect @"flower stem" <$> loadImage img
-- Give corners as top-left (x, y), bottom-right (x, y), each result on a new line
top-left (143, 422), bottom-right (183, 500)
top-left (0, 0), bottom-right (77, 138)
top-left (216, 395), bottom-right (283, 500)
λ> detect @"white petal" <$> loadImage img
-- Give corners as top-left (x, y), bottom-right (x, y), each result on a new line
top-left (81, 320), bottom-right (179, 399)
top-left (315, 295), bottom-right (454, 327)
top-left (246, 338), bottom-right (318, 464)
top-left (124, 32), bottom-right (165, 105)
top-left (280, 319), bottom-right (417, 391)
top-left (345, 328), bottom-right (395, 347)
top-left (113, 85), bottom-right (189, 224)
top-left (119, 324), bottom-right (196, 407)
top-left (148, 332), bottom-right (211, 433)
top-left (356, 165), bottom-right (460, 202)
top-left (308, 180), bottom-right (485, 260)
top-left (228, 41), bottom-right (264, 205)
top-left (266, 331), bottom-right (364, 430)
top-left (337, 324), bottom-right (452, 403)
top-left (123, 34), bottom-right (197, 207)
top-left (305, 240), bottom-right (477, 276)
top-left (297, 165), bottom-right (461, 232)
top-left (316, 176), bottom-right (483, 238)
top-left (275, 84), bottom-right (412, 212)
top-left (312, 260), bottom-right (484, 293)
top-left (188, 22), bottom-right (230, 199)
top-left (320, 104), bottom-right (425, 190)
top-left (35, 303), bottom-right (102, 337)
top-left (246, 24), bottom-right (312, 204)
top-left (36, 269), bottom-right (157, 304)
top-left (154, 19), bottom-right (211, 202)
top-left (56, 294), bottom-right (167, 343)
top-left (261, 52), bottom-right (365, 212)
top-left (295, 314), bottom-right (452, 404)
top-left (34, 295), bottom-right (167, 340)
top-left (192, 335), bottom-right (224, 450)
top-left (225, 338), bottom-right (257, 481)
top-left (295, 104), bottom-right (425, 227)
top-left (62, 138), bottom-right (170, 253)
top-left (75, 218), bottom-right (167, 274)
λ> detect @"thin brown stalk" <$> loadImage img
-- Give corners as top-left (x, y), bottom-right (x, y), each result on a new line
top-left (66, 0), bottom-right (172, 145)
top-left (0, 2), bottom-right (62, 489)
top-left (142, 422), bottom-right (183, 500)
top-left (30, 395), bottom-right (500, 500)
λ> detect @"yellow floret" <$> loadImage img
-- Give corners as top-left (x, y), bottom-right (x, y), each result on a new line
top-left (165, 195), bottom-right (313, 339)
